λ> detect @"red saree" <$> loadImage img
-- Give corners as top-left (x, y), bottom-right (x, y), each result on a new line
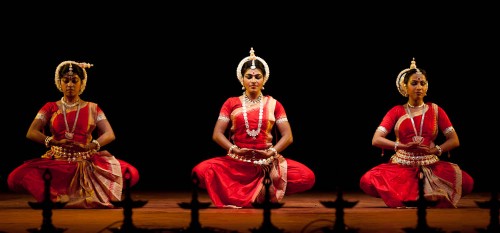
top-left (360, 102), bottom-right (474, 208)
top-left (193, 95), bottom-right (315, 208)
top-left (8, 101), bottom-right (139, 208)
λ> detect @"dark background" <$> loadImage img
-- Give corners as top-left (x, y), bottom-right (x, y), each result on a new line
top-left (1, 4), bottom-right (498, 193)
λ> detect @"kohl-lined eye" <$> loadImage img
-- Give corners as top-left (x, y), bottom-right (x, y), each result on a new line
top-left (410, 81), bottom-right (427, 86)
top-left (61, 77), bottom-right (80, 84)
top-left (244, 74), bottom-right (263, 80)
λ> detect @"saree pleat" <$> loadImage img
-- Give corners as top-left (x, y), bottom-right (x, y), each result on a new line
top-left (66, 152), bottom-right (123, 208)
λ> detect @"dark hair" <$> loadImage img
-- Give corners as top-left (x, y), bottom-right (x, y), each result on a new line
top-left (240, 59), bottom-right (266, 77)
top-left (403, 68), bottom-right (427, 84)
top-left (59, 63), bottom-right (86, 80)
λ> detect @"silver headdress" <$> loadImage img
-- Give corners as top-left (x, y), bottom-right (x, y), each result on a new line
top-left (236, 47), bottom-right (270, 86)
top-left (396, 58), bottom-right (424, 97)
top-left (55, 60), bottom-right (94, 95)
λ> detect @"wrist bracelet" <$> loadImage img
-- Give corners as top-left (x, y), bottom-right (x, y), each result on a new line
top-left (228, 145), bottom-right (238, 154)
top-left (394, 142), bottom-right (399, 151)
top-left (44, 136), bottom-right (53, 148)
top-left (435, 145), bottom-right (443, 156)
top-left (92, 139), bottom-right (101, 151)
top-left (267, 147), bottom-right (278, 158)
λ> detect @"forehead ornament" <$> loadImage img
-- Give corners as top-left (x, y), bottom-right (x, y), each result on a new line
top-left (68, 63), bottom-right (74, 77)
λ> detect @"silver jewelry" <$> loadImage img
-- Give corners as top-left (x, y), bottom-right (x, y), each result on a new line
top-left (68, 63), bottom-right (74, 76)
top-left (236, 47), bottom-right (270, 87)
top-left (405, 104), bottom-right (426, 144)
top-left (227, 151), bottom-right (275, 165)
top-left (244, 93), bottom-right (262, 104)
top-left (55, 61), bottom-right (93, 95)
top-left (435, 145), bottom-right (443, 156)
top-left (92, 139), bottom-right (101, 151)
top-left (396, 58), bottom-right (418, 97)
top-left (228, 145), bottom-right (238, 154)
top-left (62, 101), bottom-right (81, 140)
top-left (267, 147), bottom-right (278, 158)
top-left (242, 94), bottom-right (263, 139)
top-left (407, 102), bottom-right (424, 108)
top-left (45, 136), bottom-right (53, 148)
top-left (61, 97), bottom-right (80, 108)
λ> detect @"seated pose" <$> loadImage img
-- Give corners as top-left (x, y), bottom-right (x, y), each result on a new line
top-left (192, 48), bottom-right (316, 208)
top-left (359, 58), bottom-right (474, 208)
top-left (8, 60), bottom-right (140, 208)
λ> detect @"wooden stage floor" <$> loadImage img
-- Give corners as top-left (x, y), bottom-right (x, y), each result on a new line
top-left (0, 190), bottom-right (496, 233)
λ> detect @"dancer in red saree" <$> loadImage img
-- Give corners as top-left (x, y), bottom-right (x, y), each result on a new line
top-left (359, 58), bottom-right (474, 208)
top-left (8, 61), bottom-right (139, 208)
top-left (192, 48), bottom-right (315, 208)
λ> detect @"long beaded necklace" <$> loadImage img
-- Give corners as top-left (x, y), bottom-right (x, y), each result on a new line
top-left (405, 104), bottom-right (426, 144)
top-left (242, 93), bottom-right (263, 139)
top-left (61, 98), bottom-right (81, 140)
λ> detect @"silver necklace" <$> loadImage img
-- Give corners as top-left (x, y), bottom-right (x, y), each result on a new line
top-left (62, 102), bottom-right (81, 140)
top-left (407, 102), bottom-right (424, 108)
top-left (244, 93), bottom-right (262, 104)
top-left (61, 97), bottom-right (80, 108)
top-left (242, 94), bottom-right (263, 139)
top-left (405, 104), bottom-right (426, 144)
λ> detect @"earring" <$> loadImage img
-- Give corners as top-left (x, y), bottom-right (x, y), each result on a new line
top-left (262, 86), bottom-right (265, 90)
top-left (242, 86), bottom-right (245, 90)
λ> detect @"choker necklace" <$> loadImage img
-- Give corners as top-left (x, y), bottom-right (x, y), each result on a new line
top-left (62, 101), bottom-right (81, 140)
top-left (61, 97), bottom-right (80, 108)
top-left (242, 94), bottom-right (264, 139)
top-left (407, 102), bottom-right (425, 108)
top-left (244, 93), bottom-right (262, 104)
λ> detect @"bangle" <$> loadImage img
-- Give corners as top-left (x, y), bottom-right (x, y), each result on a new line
top-left (228, 145), bottom-right (238, 154)
top-left (435, 145), bottom-right (443, 156)
top-left (92, 139), bottom-right (101, 151)
top-left (267, 147), bottom-right (278, 158)
top-left (394, 142), bottom-right (399, 151)
top-left (44, 136), bottom-right (53, 148)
